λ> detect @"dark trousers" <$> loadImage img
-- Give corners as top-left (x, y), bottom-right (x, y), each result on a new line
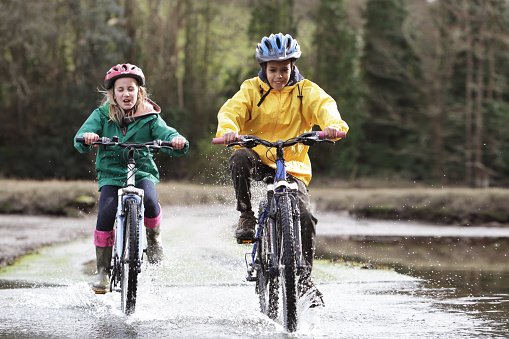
top-left (229, 148), bottom-right (318, 269)
top-left (96, 179), bottom-right (160, 231)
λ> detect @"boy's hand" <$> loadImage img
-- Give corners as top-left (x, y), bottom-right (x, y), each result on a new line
top-left (222, 131), bottom-right (239, 144)
top-left (171, 136), bottom-right (187, 150)
top-left (323, 127), bottom-right (345, 139)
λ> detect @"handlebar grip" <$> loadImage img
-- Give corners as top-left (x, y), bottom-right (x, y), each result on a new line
top-left (211, 137), bottom-right (226, 145)
top-left (160, 140), bottom-right (172, 147)
top-left (76, 136), bottom-right (110, 145)
top-left (318, 131), bottom-right (347, 139)
top-left (212, 135), bottom-right (246, 145)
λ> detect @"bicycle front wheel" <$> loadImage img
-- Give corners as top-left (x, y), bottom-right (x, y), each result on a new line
top-left (278, 194), bottom-right (298, 332)
top-left (121, 199), bottom-right (140, 315)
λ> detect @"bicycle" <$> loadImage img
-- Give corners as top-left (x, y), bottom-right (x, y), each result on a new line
top-left (76, 136), bottom-right (173, 315)
top-left (212, 130), bottom-right (343, 332)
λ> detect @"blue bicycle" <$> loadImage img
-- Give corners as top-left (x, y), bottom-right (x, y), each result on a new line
top-left (77, 136), bottom-right (173, 315)
top-left (213, 131), bottom-right (340, 331)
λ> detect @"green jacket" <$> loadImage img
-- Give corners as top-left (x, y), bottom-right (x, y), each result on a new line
top-left (74, 100), bottom-right (189, 190)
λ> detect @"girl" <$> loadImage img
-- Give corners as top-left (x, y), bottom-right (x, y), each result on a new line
top-left (215, 33), bottom-right (348, 306)
top-left (74, 63), bottom-right (189, 294)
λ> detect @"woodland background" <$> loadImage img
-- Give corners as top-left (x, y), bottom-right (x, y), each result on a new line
top-left (0, 0), bottom-right (508, 187)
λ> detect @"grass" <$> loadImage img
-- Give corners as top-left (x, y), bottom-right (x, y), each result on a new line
top-left (1, 179), bottom-right (509, 226)
top-left (0, 180), bottom-right (98, 217)
top-left (310, 186), bottom-right (509, 225)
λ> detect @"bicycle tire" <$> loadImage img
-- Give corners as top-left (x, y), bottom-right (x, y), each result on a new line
top-left (256, 201), bottom-right (279, 320)
top-left (121, 199), bottom-right (140, 315)
top-left (278, 194), bottom-right (298, 332)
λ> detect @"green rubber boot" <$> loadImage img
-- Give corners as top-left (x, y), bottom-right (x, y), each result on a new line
top-left (92, 246), bottom-right (112, 294)
top-left (146, 226), bottom-right (164, 264)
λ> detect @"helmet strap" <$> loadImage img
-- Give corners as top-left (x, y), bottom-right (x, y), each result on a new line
top-left (257, 87), bottom-right (272, 107)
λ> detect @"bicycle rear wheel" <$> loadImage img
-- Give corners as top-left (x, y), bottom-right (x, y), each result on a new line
top-left (278, 194), bottom-right (298, 332)
top-left (121, 199), bottom-right (140, 315)
top-left (256, 201), bottom-right (279, 320)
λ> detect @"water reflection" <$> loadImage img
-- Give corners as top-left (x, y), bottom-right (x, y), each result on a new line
top-left (403, 268), bottom-right (509, 295)
top-left (396, 268), bottom-right (509, 333)
top-left (317, 230), bottom-right (509, 333)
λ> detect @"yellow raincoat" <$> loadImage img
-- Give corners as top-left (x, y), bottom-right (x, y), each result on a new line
top-left (216, 77), bottom-right (349, 186)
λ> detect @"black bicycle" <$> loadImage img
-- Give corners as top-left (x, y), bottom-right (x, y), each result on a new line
top-left (213, 131), bottom-right (343, 331)
top-left (77, 136), bottom-right (173, 315)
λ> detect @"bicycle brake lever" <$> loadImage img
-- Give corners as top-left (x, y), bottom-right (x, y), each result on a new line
top-left (300, 138), bottom-right (317, 146)
top-left (240, 137), bottom-right (258, 149)
top-left (298, 132), bottom-right (320, 146)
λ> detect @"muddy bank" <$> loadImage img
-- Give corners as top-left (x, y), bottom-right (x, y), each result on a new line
top-left (2, 208), bottom-right (509, 275)
top-left (2, 180), bottom-right (509, 226)
top-left (311, 187), bottom-right (509, 226)
top-left (0, 214), bottom-right (94, 267)
top-left (316, 235), bottom-right (509, 272)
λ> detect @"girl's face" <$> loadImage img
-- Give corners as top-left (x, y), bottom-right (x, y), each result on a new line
top-left (266, 60), bottom-right (292, 90)
top-left (114, 77), bottom-right (139, 111)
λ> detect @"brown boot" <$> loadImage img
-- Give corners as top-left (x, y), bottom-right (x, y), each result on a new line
top-left (146, 226), bottom-right (164, 264)
top-left (235, 211), bottom-right (256, 243)
top-left (92, 246), bottom-right (112, 294)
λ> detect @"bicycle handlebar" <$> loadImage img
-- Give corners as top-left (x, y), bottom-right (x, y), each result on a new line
top-left (76, 136), bottom-right (174, 150)
top-left (211, 131), bottom-right (346, 147)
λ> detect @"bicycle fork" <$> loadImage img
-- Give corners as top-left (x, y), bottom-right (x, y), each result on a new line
top-left (115, 190), bottom-right (145, 272)
top-left (288, 193), bottom-right (305, 274)
top-left (246, 189), bottom-right (282, 282)
top-left (246, 188), bottom-right (304, 282)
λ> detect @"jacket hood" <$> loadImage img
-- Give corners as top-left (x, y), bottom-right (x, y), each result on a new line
top-left (258, 65), bottom-right (305, 88)
top-left (136, 98), bottom-right (161, 116)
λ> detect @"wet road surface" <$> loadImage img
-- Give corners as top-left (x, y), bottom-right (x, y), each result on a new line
top-left (0, 205), bottom-right (508, 338)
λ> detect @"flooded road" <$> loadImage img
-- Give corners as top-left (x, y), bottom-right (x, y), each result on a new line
top-left (0, 205), bottom-right (508, 338)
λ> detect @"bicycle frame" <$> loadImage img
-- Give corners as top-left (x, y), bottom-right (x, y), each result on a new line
top-left (247, 143), bottom-right (304, 282)
top-left (212, 131), bottom-right (345, 331)
top-left (77, 136), bottom-right (174, 314)
top-left (116, 149), bottom-right (145, 271)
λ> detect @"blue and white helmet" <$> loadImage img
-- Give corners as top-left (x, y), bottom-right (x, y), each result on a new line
top-left (255, 33), bottom-right (302, 63)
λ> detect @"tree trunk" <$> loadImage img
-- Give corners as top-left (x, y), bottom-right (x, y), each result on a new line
top-left (473, 1), bottom-right (486, 187)
top-left (463, 0), bottom-right (474, 187)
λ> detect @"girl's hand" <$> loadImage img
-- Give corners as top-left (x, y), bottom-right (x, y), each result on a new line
top-left (83, 132), bottom-right (100, 146)
top-left (171, 136), bottom-right (187, 150)
top-left (222, 131), bottom-right (239, 144)
top-left (323, 127), bottom-right (344, 139)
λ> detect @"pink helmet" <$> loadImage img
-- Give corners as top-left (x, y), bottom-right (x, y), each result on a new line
top-left (104, 63), bottom-right (145, 89)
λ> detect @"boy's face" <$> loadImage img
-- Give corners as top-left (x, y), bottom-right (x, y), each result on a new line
top-left (114, 77), bottom-right (139, 112)
top-left (266, 60), bottom-right (292, 90)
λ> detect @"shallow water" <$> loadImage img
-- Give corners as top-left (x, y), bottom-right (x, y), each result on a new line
top-left (0, 205), bottom-right (507, 338)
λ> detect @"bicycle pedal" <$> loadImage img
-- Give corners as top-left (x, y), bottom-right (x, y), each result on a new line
top-left (236, 238), bottom-right (254, 245)
top-left (246, 275), bottom-right (257, 282)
